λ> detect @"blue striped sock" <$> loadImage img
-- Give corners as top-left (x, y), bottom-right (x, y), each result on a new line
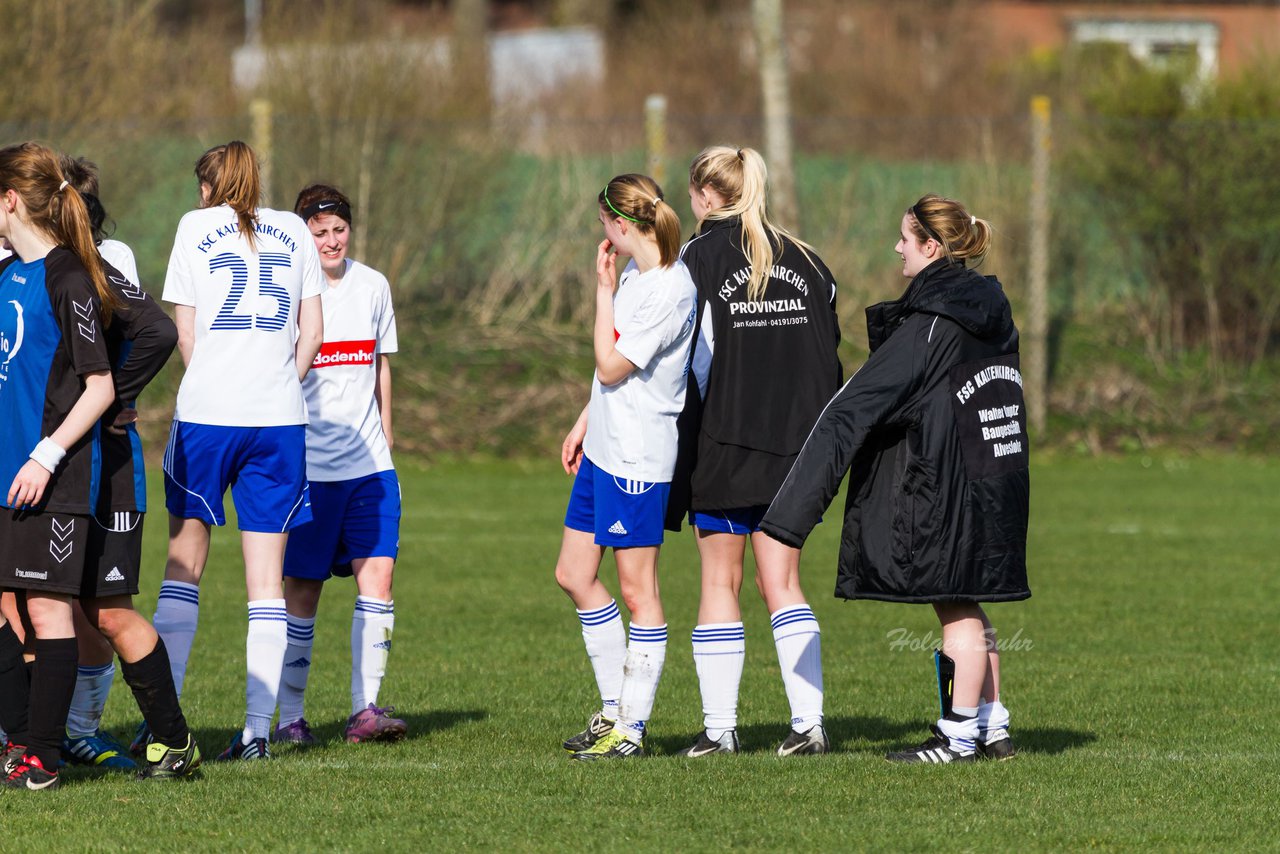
top-left (618, 624), bottom-right (667, 739)
top-left (244, 599), bottom-right (287, 742)
top-left (153, 580), bottom-right (200, 697)
top-left (771, 604), bottom-right (823, 732)
top-left (692, 622), bottom-right (745, 738)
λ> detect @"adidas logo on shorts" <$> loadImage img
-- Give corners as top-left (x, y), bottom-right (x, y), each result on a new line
top-left (104, 567), bottom-right (125, 582)
top-left (608, 520), bottom-right (628, 536)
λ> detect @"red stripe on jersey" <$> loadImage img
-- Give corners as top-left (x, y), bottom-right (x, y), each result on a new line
top-left (614, 328), bottom-right (620, 341)
top-left (312, 339), bottom-right (376, 368)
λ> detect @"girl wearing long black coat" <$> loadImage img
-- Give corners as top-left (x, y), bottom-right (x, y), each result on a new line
top-left (762, 194), bottom-right (1030, 764)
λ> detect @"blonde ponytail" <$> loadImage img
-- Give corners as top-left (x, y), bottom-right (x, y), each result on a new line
top-left (689, 145), bottom-right (817, 302)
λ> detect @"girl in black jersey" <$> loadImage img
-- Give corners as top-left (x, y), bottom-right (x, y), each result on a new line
top-left (676, 146), bottom-right (842, 758)
top-left (60, 155), bottom-right (201, 780)
top-left (0, 142), bottom-right (120, 790)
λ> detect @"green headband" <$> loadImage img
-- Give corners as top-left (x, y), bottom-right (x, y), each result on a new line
top-left (602, 186), bottom-right (653, 225)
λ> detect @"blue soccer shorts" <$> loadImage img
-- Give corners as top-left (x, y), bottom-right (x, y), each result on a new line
top-left (689, 505), bottom-right (771, 535)
top-left (564, 455), bottom-right (669, 548)
top-left (163, 421), bottom-right (312, 533)
top-left (283, 470), bottom-right (401, 581)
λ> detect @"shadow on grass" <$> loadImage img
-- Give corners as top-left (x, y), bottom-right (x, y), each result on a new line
top-left (1006, 726), bottom-right (1097, 755)
top-left (647, 718), bottom-right (1097, 757)
top-left (250, 709), bottom-right (488, 753)
top-left (646, 715), bottom-right (921, 757)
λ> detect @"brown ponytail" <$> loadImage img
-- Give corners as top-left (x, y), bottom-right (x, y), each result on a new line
top-left (599, 173), bottom-right (681, 268)
top-left (0, 142), bottom-right (121, 323)
top-left (907, 193), bottom-right (992, 267)
top-left (195, 140), bottom-right (262, 251)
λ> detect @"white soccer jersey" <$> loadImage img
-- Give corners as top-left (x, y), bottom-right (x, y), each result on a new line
top-left (98, 239), bottom-right (139, 289)
top-left (583, 259), bottom-right (697, 483)
top-left (301, 260), bottom-right (398, 481)
top-left (163, 205), bottom-right (325, 426)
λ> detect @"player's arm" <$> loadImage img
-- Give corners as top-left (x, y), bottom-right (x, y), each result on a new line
top-left (295, 294), bottom-right (324, 381)
top-left (593, 240), bottom-right (637, 386)
top-left (174, 304), bottom-right (196, 366)
top-left (561, 404), bottom-right (588, 475)
top-left (113, 296), bottom-right (178, 403)
top-left (375, 354), bottom-right (393, 451)
top-left (8, 370), bottom-right (115, 508)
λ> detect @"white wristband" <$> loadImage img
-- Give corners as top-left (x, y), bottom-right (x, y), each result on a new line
top-left (29, 437), bottom-right (66, 474)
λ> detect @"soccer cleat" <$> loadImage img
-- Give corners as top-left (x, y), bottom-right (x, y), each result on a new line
top-left (572, 728), bottom-right (644, 761)
top-left (129, 721), bottom-right (152, 756)
top-left (3, 741), bottom-right (26, 776)
top-left (272, 718), bottom-right (317, 746)
top-left (676, 729), bottom-right (739, 757)
top-left (63, 729), bottom-right (137, 770)
top-left (977, 729), bottom-right (1017, 760)
top-left (777, 723), bottom-right (830, 756)
top-left (885, 724), bottom-right (977, 764)
top-left (215, 734), bottom-right (271, 761)
top-left (344, 704), bottom-right (407, 743)
top-left (562, 712), bottom-right (614, 753)
top-left (136, 734), bottom-right (203, 781)
top-left (2, 754), bottom-right (59, 790)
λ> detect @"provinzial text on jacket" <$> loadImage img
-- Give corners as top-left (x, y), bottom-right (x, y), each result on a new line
top-left (676, 217), bottom-right (843, 514)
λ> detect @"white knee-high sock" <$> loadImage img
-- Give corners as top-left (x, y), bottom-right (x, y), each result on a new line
top-left (153, 580), bottom-right (200, 697)
top-left (938, 709), bottom-right (979, 754)
top-left (65, 662), bottom-right (115, 739)
top-left (277, 615), bottom-right (316, 726)
top-left (692, 622), bottom-right (745, 739)
top-left (351, 596), bottom-right (394, 715)
top-left (243, 599), bottom-right (287, 743)
top-left (617, 624), bottom-right (667, 740)
top-left (577, 600), bottom-right (626, 721)
top-left (978, 699), bottom-right (1011, 738)
top-left (771, 604), bottom-right (824, 732)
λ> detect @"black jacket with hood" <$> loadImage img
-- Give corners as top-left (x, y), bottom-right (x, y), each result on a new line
top-left (760, 259), bottom-right (1030, 603)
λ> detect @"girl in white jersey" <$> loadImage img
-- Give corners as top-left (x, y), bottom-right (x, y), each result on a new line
top-left (556, 174), bottom-right (697, 760)
top-left (154, 141), bottom-right (325, 762)
top-left (272, 184), bottom-right (406, 746)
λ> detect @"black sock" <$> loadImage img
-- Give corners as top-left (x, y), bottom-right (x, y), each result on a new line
top-left (0, 623), bottom-right (29, 743)
top-left (27, 637), bottom-right (78, 771)
top-left (120, 637), bottom-right (190, 749)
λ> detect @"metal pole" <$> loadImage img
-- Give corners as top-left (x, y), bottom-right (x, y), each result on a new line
top-left (1027, 95), bottom-right (1051, 436)
top-left (245, 0), bottom-right (263, 46)
top-left (251, 98), bottom-right (272, 207)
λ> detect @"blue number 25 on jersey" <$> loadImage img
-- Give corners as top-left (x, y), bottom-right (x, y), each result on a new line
top-left (209, 252), bottom-right (293, 331)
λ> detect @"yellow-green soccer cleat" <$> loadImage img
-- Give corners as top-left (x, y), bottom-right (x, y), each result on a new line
top-left (572, 728), bottom-right (644, 762)
top-left (136, 734), bottom-right (202, 781)
top-left (562, 712), bottom-right (614, 753)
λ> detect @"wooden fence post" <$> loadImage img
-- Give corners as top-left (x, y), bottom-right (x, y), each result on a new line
top-left (645, 94), bottom-right (667, 188)
top-left (1028, 95), bottom-right (1051, 436)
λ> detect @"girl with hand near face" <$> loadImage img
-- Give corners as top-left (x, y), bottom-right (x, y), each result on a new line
top-left (555, 174), bottom-right (696, 761)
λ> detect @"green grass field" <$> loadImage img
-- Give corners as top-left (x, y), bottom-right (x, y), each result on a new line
top-left (7, 455), bottom-right (1277, 851)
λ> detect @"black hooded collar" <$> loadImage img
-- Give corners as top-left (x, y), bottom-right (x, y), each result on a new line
top-left (865, 259), bottom-right (1011, 352)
